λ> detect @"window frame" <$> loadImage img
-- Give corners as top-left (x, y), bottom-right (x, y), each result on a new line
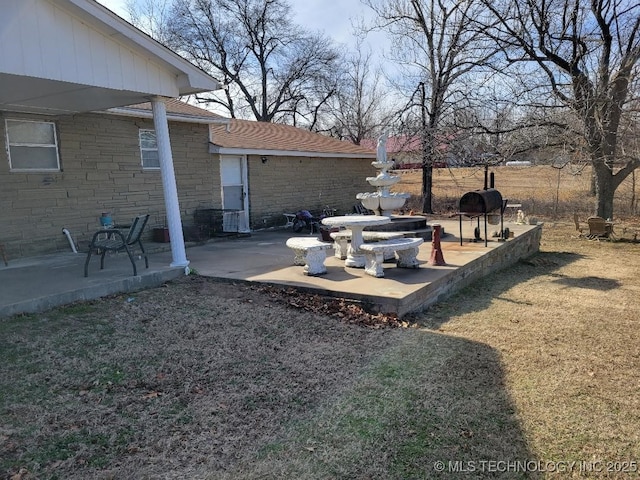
top-left (139, 128), bottom-right (160, 170)
top-left (5, 119), bottom-right (61, 172)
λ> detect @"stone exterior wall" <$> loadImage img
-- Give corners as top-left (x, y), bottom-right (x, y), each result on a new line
top-left (1, 109), bottom-right (376, 258)
top-left (245, 154), bottom-right (375, 229)
top-left (397, 224), bottom-right (543, 316)
top-left (0, 111), bottom-right (218, 258)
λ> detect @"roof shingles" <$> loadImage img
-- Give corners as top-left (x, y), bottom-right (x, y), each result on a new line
top-left (210, 119), bottom-right (375, 157)
top-left (111, 99), bottom-right (374, 157)
top-left (116, 99), bottom-right (228, 121)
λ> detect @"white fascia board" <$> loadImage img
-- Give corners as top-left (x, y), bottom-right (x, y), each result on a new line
top-left (60, 0), bottom-right (221, 93)
top-left (209, 145), bottom-right (376, 159)
top-left (104, 107), bottom-right (230, 125)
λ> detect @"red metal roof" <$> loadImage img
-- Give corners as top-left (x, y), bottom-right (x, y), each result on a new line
top-left (360, 135), bottom-right (422, 153)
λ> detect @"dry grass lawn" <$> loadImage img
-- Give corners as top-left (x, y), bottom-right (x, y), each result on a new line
top-left (2, 166), bottom-right (640, 479)
top-left (395, 165), bottom-right (640, 222)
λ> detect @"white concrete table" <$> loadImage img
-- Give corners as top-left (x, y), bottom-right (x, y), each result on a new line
top-left (321, 215), bottom-right (391, 267)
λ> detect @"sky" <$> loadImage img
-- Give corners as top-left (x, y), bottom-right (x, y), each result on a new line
top-left (95, 0), bottom-right (394, 113)
top-left (95, 0), bottom-right (380, 52)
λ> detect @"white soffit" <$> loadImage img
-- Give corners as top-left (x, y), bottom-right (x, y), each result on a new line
top-left (0, 0), bottom-right (220, 115)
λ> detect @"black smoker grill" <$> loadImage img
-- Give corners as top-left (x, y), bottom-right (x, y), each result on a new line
top-left (457, 172), bottom-right (508, 246)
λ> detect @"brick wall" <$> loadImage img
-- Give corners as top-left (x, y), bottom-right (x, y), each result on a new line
top-left (0, 109), bottom-right (377, 258)
top-left (0, 111), bottom-right (218, 258)
top-left (245, 154), bottom-right (375, 229)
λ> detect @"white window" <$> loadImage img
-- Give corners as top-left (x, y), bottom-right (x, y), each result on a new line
top-left (139, 129), bottom-right (160, 169)
top-left (5, 119), bottom-right (60, 171)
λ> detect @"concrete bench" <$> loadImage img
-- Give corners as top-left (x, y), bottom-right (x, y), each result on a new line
top-left (330, 230), bottom-right (406, 260)
top-left (359, 237), bottom-right (424, 277)
top-left (285, 237), bottom-right (333, 276)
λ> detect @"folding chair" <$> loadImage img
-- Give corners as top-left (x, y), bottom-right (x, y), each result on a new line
top-left (84, 214), bottom-right (150, 277)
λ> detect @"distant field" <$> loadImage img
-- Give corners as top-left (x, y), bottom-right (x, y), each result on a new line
top-left (393, 165), bottom-right (640, 220)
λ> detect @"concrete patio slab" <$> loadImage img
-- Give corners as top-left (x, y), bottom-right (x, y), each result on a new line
top-left (0, 219), bottom-right (542, 319)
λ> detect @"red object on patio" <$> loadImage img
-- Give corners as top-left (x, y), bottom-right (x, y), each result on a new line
top-left (429, 224), bottom-right (446, 266)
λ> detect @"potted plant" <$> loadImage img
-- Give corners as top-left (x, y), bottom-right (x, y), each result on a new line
top-left (152, 226), bottom-right (170, 243)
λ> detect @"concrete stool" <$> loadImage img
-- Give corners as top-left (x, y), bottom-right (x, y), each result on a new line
top-left (285, 237), bottom-right (332, 276)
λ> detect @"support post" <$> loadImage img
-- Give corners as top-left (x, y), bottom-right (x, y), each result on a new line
top-left (151, 97), bottom-right (189, 269)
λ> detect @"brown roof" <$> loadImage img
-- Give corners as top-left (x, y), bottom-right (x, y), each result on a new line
top-left (108, 99), bottom-right (228, 122)
top-left (210, 119), bottom-right (375, 157)
top-left (107, 100), bottom-right (374, 157)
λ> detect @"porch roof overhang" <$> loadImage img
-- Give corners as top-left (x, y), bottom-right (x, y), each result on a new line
top-left (106, 105), bottom-right (230, 125)
top-left (0, 0), bottom-right (221, 116)
top-left (209, 145), bottom-right (377, 159)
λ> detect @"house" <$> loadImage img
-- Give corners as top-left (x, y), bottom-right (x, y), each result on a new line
top-left (0, 0), bottom-right (222, 264)
top-left (361, 135), bottom-right (423, 169)
top-left (101, 105), bottom-right (377, 236)
top-left (208, 119), bottom-right (376, 230)
top-left (360, 135), bottom-right (457, 169)
top-left (1, 0), bottom-right (376, 261)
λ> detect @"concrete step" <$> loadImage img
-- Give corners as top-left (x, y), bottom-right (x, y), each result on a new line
top-left (364, 215), bottom-right (428, 232)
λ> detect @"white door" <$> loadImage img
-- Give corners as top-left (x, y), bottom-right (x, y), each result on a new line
top-left (220, 155), bottom-right (250, 233)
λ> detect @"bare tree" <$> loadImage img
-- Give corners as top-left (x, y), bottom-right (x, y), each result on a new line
top-left (125, 0), bottom-right (173, 44)
top-left (480, 0), bottom-right (640, 219)
top-left (141, 0), bottom-right (341, 124)
top-left (316, 43), bottom-right (390, 144)
top-left (365, 0), bottom-right (497, 213)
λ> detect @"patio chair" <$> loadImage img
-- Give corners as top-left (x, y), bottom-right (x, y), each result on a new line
top-left (586, 216), bottom-right (611, 240)
top-left (283, 213), bottom-right (296, 228)
top-left (353, 203), bottom-right (374, 215)
top-left (84, 214), bottom-right (150, 277)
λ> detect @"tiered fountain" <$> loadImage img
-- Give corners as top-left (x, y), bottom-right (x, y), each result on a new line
top-left (356, 133), bottom-right (432, 238)
top-left (356, 133), bottom-right (410, 216)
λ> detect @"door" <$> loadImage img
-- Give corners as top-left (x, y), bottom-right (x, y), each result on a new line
top-left (220, 155), bottom-right (250, 233)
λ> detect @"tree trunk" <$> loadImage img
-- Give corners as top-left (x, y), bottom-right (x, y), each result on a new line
top-left (421, 163), bottom-right (434, 214)
top-left (594, 165), bottom-right (615, 219)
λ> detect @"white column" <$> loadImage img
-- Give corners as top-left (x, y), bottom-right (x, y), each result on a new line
top-left (151, 97), bottom-right (189, 269)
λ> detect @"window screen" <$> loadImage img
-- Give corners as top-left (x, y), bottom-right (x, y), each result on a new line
top-left (139, 129), bottom-right (160, 169)
top-left (6, 119), bottom-right (60, 171)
